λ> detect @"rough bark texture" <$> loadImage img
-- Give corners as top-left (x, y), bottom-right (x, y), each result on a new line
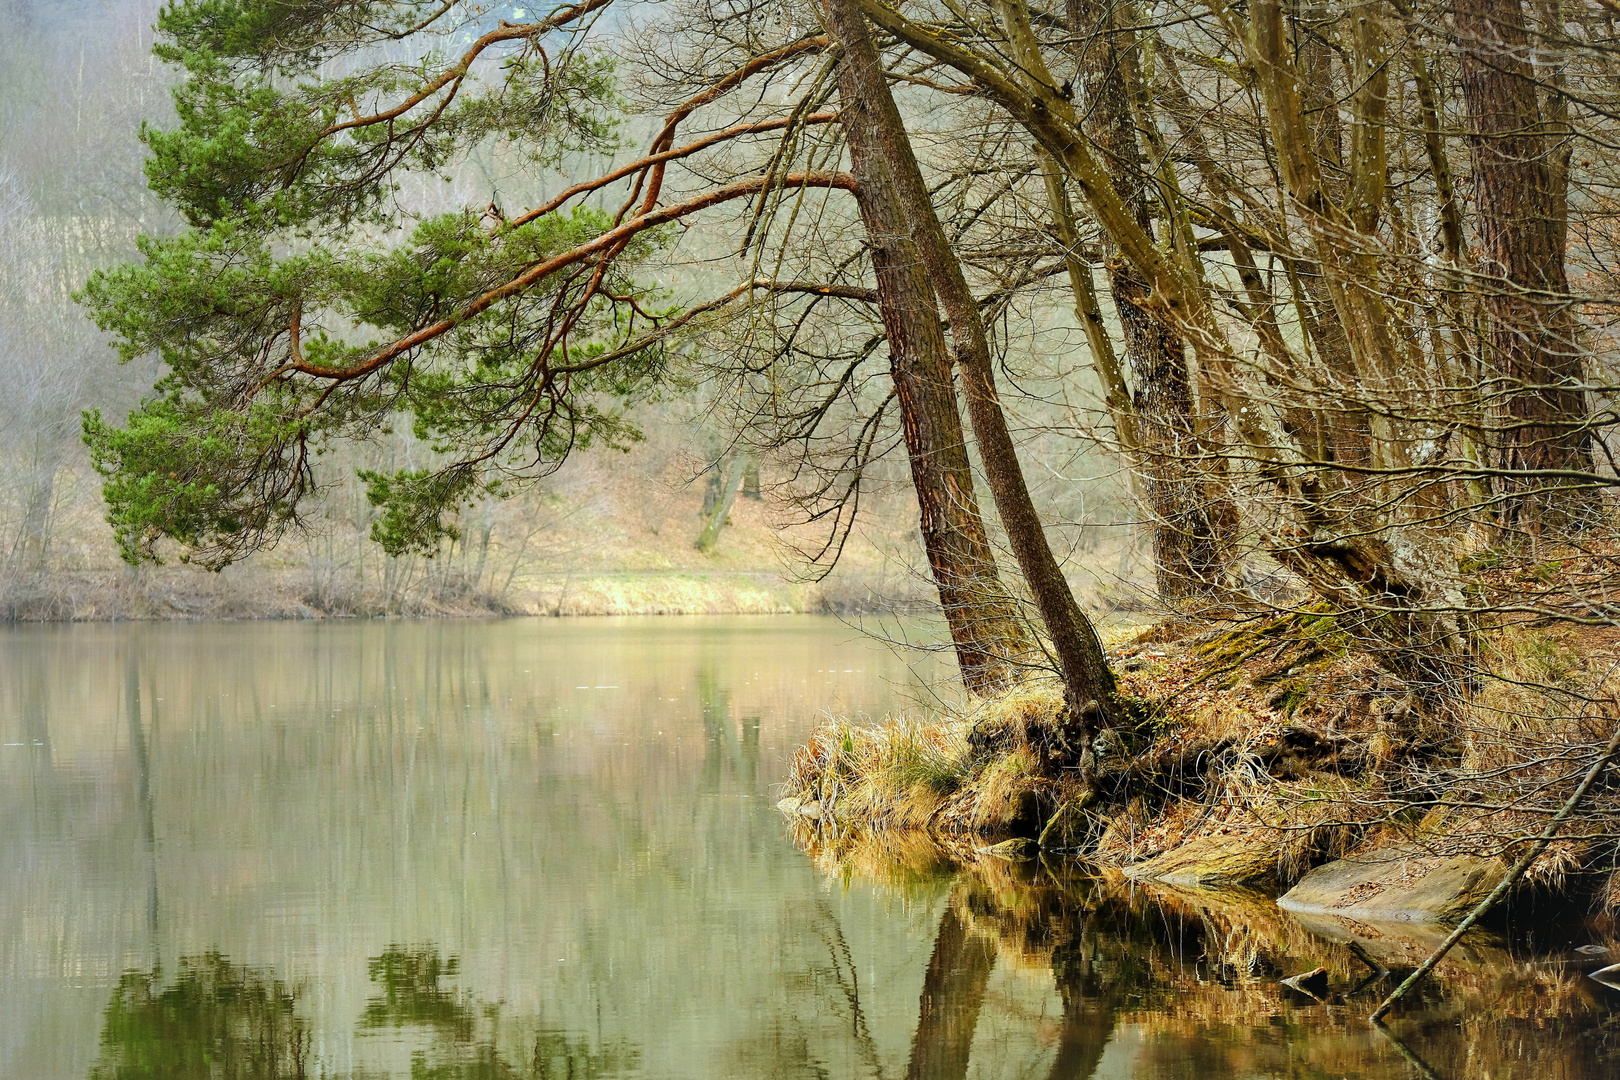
top-left (837, 47), bottom-right (1031, 692)
top-left (1455, 0), bottom-right (1592, 523)
top-left (1067, 0), bottom-right (1235, 605)
top-left (827, 0), bottom-right (1118, 747)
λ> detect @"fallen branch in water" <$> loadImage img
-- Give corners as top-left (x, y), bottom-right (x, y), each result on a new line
top-left (1369, 702), bottom-right (1620, 1023)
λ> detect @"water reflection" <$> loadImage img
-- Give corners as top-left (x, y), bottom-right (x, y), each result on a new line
top-left (3, 617), bottom-right (966, 1079)
top-left (361, 946), bottom-right (478, 1041)
top-left (907, 905), bottom-right (996, 1080)
top-left (353, 944), bottom-right (636, 1079)
top-left (10, 616), bottom-right (1620, 1079)
top-left (88, 944), bottom-right (637, 1080)
top-left (126, 654), bottom-right (159, 966)
top-left (796, 825), bottom-right (1620, 1079)
top-left (90, 953), bottom-right (310, 1080)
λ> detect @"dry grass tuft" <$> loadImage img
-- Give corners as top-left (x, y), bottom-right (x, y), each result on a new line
top-left (1603, 867), bottom-right (1620, 913)
top-left (1092, 797), bottom-right (1164, 865)
top-left (783, 713), bottom-right (971, 829)
top-left (964, 746), bottom-right (1042, 835)
top-left (782, 691), bottom-right (1073, 838)
top-left (1242, 779), bottom-right (1370, 884)
top-left (959, 680), bottom-right (1066, 753)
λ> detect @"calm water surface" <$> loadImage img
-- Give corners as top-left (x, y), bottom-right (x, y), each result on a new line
top-left (2, 615), bottom-right (1617, 1079)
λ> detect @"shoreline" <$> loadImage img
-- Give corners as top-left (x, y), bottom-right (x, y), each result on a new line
top-left (0, 568), bottom-right (952, 623)
top-left (3, 566), bottom-right (1142, 624)
top-left (779, 611), bottom-right (1620, 923)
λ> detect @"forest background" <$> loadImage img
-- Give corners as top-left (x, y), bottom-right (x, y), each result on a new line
top-left (0, 0), bottom-right (1140, 623)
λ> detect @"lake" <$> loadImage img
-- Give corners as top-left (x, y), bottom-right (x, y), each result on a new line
top-left (2, 616), bottom-right (1617, 1078)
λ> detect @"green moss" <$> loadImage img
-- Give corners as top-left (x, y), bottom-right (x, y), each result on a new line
top-left (1268, 679), bottom-right (1311, 717)
top-left (1517, 560), bottom-right (1564, 584)
top-left (1460, 550), bottom-right (1505, 574)
top-left (1193, 606), bottom-right (1347, 690)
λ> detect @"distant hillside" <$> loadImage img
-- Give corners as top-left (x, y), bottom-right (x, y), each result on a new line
top-left (1, 406), bottom-right (1147, 622)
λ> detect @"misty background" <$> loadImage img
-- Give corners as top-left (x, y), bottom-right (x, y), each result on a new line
top-left (0, 0), bottom-right (1140, 622)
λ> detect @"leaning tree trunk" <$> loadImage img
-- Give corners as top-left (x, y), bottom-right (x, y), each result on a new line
top-left (837, 47), bottom-right (1032, 693)
top-left (826, 0), bottom-right (1118, 753)
top-left (1455, 0), bottom-right (1592, 527)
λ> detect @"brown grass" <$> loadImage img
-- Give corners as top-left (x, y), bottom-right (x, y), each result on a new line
top-left (782, 608), bottom-right (1620, 905)
top-left (783, 713), bottom-right (974, 830)
top-left (781, 686), bottom-right (1088, 838)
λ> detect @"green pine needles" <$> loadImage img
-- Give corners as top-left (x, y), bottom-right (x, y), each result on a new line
top-left (80, 0), bottom-right (669, 568)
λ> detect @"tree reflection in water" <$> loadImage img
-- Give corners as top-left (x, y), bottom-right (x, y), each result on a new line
top-left (906, 905), bottom-right (996, 1080)
top-left (794, 821), bottom-right (1620, 1080)
top-left (90, 946), bottom-right (636, 1080)
top-left (361, 947), bottom-right (478, 1043)
top-left (88, 953), bottom-right (310, 1080)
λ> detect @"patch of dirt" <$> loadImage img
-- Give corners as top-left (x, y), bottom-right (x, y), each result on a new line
top-left (1338, 881), bottom-right (1389, 907)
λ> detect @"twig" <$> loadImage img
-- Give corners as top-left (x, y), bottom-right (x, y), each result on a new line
top-left (1369, 708), bottom-right (1620, 1023)
top-left (1372, 1022), bottom-right (1445, 1080)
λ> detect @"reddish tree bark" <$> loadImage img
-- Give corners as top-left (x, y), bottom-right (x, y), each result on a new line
top-left (826, 0), bottom-right (1119, 754)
